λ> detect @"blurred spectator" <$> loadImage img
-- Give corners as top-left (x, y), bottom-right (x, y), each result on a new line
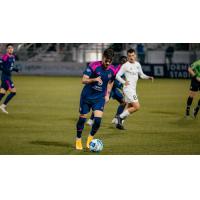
top-left (136, 43), bottom-right (145, 64)
top-left (165, 46), bottom-right (174, 65)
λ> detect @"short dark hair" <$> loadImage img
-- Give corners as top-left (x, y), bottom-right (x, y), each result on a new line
top-left (6, 43), bottom-right (13, 48)
top-left (127, 48), bottom-right (136, 54)
top-left (119, 56), bottom-right (127, 64)
top-left (103, 48), bottom-right (114, 60)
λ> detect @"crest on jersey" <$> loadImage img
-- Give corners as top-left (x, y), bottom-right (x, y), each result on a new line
top-left (86, 68), bottom-right (91, 72)
top-left (108, 73), bottom-right (112, 78)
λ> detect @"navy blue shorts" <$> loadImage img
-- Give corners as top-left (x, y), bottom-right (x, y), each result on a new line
top-left (110, 88), bottom-right (124, 103)
top-left (0, 79), bottom-right (15, 91)
top-left (79, 97), bottom-right (105, 114)
top-left (190, 77), bottom-right (200, 92)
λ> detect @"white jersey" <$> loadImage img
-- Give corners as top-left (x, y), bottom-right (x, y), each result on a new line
top-left (116, 61), bottom-right (149, 91)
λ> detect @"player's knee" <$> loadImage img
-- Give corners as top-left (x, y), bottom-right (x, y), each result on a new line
top-left (134, 103), bottom-right (140, 111)
top-left (0, 89), bottom-right (6, 94)
top-left (11, 92), bottom-right (16, 96)
top-left (79, 114), bottom-right (87, 118)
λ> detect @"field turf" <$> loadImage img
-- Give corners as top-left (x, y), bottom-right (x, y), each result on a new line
top-left (0, 76), bottom-right (199, 155)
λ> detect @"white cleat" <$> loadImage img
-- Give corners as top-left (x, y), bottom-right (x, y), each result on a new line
top-left (0, 104), bottom-right (8, 114)
top-left (87, 119), bottom-right (94, 126)
top-left (111, 118), bottom-right (118, 124)
top-left (112, 118), bottom-right (125, 125)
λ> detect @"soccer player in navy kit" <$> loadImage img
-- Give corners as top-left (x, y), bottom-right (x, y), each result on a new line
top-left (0, 44), bottom-right (18, 114)
top-left (87, 56), bottom-right (127, 126)
top-left (75, 48), bottom-right (115, 150)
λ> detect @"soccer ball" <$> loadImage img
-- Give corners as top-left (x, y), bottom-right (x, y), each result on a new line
top-left (89, 139), bottom-right (103, 152)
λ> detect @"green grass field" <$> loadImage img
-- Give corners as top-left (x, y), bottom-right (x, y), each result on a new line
top-left (0, 76), bottom-right (199, 155)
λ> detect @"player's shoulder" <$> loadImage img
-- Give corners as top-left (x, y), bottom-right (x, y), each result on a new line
top-left (135, 61), bottom-right (141, 66)
top-left (89, 61), bottom-right (102, 71)
top-left (1, 54), bottom-right (9, 61)
top-left (192, 59), bottom-right (200, 66)
top-left (108, 64), bottom-right (117, 75)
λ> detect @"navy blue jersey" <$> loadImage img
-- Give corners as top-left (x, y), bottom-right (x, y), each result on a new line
top-left (0, 54), bottom-right (16, 80)
top-left (81, 61), bottom-right (116, 100)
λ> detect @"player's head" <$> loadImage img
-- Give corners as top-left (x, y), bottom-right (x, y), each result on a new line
top-left (127, 48), bottom-right (136, 63)
top-left (6, 44), bottom-right (14, 55)
top-left (119, 56), bottom-right (127, 65)
top-left (102, 48), bottom-right (114, 68)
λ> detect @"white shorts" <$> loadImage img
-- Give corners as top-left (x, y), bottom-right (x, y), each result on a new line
top-left (123, 87), bottom-right (138, 103)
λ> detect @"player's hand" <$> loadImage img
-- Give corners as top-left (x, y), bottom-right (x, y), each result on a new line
top-left (105, 95), bottom-right (110, 103)
top-left (196, 77), bottom-right (200, 82)
top-left (124, 81), bottom-right (130, 86)
top-left (149, 76), bottom-right (154, 82)
top-left (94, 76), bottom-right (103, 85)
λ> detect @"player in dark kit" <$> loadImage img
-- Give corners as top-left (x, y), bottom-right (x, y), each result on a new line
top-left (185, 59), bottom-right (200, 118)
top-left (0, 44), bottom-right (19, 114)
top-left (75, 48), bottom-right (115, 150)
top-left (86, 56), bottom-right (128, 126)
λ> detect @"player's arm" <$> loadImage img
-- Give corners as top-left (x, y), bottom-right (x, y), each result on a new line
top-left (138, 64), bottom-right (154, 82)
top-left (82, 75), bottom-right (102, 84)
top-left (188, 66), bottom-right (200, 82)
top-left (105, 80), bottom-right (114, 103)
top-left (188, 66), bottom-right (196, 77)
top-left (82, 66), bottom-right (102, 85)
top-left (116, 64), bottom-right (129, 86)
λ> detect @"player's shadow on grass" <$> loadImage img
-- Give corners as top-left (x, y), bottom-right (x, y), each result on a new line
top-left (30, 140), bottom-right (74, 149)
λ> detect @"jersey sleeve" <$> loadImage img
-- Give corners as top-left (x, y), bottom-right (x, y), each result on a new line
top-left (116, 64), bottom-right (126, 84)
top-left (138, 63), bottom-right (149, 79)
top-left (83, 66), bottom-right (93, 77)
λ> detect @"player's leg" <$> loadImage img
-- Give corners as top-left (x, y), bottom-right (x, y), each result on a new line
top-left (186, 78), bottom-right (198, 117)
top-left (193, 98), bottom-right (200, 118)
top-left (0, 81), bottom-right (9, 114)
top-left (116, 90), bottom-right (139, 129)
top-left (112, 89), bottom-right (126, 124)
top-left (86, 99), bottom-right (105, 148)
top-left (3, 87), bottom-right (16, 106)
top-left (186, 90), bottom-right (196, 117)
top-left (116, 102), bottom-right (140, 130)
top-left (86, 112), bottom-right (94, 126)
top-left (0, 80), bottom-right (16, 114)
top-left (75, 99), bottom-right (90, 150)
top-left (0, 88), bottom-right (6, 102)
top-left (86, 110), bottom-right (103, 149)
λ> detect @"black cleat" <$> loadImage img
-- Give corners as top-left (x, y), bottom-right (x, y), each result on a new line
top-left (193, 108), bottom-right (199, 118)
top-left (116, 115), bottom-right (125, 130)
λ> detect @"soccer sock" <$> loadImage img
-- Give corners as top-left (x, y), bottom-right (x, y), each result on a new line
top-left (3, 92), bottom-right (16, 105)
top-left (186, 96), bottom-right (193, 115)
top-left (195, 99), bottom-right (200, 111)
top-left (90, 112), bottom-right (94, 120)
top-left (76, 117), bottom-right (86, 138)
top-left (0, 93), bottom-right (5, 102)
top-left (120, 110), bottom-right (130, 119)
top-left (116, 104), bottom-right (126, 116)
top-left (90, 117), bottom-right (102, 136)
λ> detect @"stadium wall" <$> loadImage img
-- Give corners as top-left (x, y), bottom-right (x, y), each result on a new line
top-left (15, 61), bottom-right (191, 79)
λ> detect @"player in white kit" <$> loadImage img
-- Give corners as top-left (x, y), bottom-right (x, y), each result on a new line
top-left (116, 48), bottom-right (154, 129)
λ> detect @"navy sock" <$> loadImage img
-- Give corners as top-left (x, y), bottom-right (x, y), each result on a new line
top-left (90, 112), bottom-right (94, 120)
top-left (195, 99), bottom-right (200, 111)
top-left (116, 104), bottom-right (126, 116)
top-left (4, 92), bottom-right (16, 105)
top-left (76, 117), bottom-right (86, 138)
top-left (90, 117), bottom-right (102, 136)
top-left (0, 93), bottom-right (5, 102)
top-left (186, 96), bottom-right (193, 115)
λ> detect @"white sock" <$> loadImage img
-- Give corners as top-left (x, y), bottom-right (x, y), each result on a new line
top-left (120, 110), bottom-right (130, 119)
